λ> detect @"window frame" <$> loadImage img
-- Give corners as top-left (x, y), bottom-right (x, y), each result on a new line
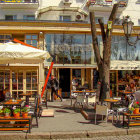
top-left (25, 34), bottom-right (38, 47)
top-left (59, 15), bottom-right (71, 22)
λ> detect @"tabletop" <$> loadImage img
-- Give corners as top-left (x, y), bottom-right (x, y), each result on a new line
top-left (104, 98), bottom-right (119, 103)
top-left (118, 90), bottom-right (135, 94)
top-left (20, 93), bottom-right (32, 96)
top-left (72, 90), bottom-right (96, 93)
top-left (0, 99), bottom-right (23, 106)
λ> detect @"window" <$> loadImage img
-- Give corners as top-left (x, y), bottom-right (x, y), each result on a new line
top-left (59, 16), bottom-right (71, 22)
top-left (5, 15), bottom-right (17, 21)
top-left (136, 0), bottom-right (140, 4)
top-left (23, 15), bottom-right (35, 21)
top-left (138, 19), bottom-right (140, 25)
top-left (25, 34), bottom-right (38, 47)
top-left (0, 34), bottom-right (12, 43)
top-left (95, 17), bottom-right (104, 24)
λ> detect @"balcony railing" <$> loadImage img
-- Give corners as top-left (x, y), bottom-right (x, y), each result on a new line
top-left (86, 0), bottom-right (127, 7)
top-left (0, 0), bottom-right (38, 3)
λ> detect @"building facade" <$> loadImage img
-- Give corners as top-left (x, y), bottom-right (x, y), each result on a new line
top-left (0, 0), bottom-right (139, 98)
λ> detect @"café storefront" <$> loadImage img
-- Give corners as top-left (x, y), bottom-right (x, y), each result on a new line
top-left (44, 33), bottom-right (140, 98)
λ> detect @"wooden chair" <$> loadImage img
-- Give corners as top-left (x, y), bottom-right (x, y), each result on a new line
top-left (29, 95), bottom-right (42, 128)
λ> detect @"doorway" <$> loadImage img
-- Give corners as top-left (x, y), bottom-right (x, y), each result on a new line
top-left (59, 68), bottom-right (70, 98)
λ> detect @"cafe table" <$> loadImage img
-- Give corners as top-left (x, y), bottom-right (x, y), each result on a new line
top-left (119, 90), bottom-right (135, 95)
top-left (104, 98), bottom-right (119, 109)
top-left (19, 93), bottom-right (32, 105)
top-left (123, 112), bottom-right (140, 128)
top-left (70, 90), bottom-right (96, 106)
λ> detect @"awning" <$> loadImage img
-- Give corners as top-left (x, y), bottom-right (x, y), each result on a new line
top-left (110, 60), bottom-right (140, 70)
top-left (0, 42), bottom-right (50, 62)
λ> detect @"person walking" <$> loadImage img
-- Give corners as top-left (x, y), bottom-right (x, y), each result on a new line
top-left (50, 75), bottom-right (62, 102)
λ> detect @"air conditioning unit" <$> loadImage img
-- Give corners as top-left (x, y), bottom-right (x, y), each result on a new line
top-left (75, 14), bottom-right (84, 21)
top-left (63, 0), bottom-right (73, 4)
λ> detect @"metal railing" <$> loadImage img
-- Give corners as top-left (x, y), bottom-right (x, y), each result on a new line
top-left (87, 0), bottom-right (127, 7)
top-left (0, 0), bottom-right (38, 3)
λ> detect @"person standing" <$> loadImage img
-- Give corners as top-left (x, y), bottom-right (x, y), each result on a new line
top-left (72, 76), bottom-right (78, 90)
top-left (50, 75), bottom-right (62, 102)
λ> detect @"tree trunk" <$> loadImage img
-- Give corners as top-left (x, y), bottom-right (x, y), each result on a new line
top-left (90, 3), bottom-right (119, 103)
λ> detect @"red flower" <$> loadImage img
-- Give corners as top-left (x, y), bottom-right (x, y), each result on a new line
top-left (136, 102), bottom-right (139, 104)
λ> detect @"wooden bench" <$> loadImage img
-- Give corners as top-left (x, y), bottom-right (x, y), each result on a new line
top-left (123, 113), bottom-right (140, 128)
top-left (0, 116), bottom-right (32, 133)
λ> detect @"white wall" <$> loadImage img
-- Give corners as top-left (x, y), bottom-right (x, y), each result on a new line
top-left (0, 9), bottom-right (37, 20)
top-left (122, 0), bottom-right (140, 26)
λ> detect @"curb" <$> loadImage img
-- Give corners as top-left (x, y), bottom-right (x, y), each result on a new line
top-left (0, 128), bottom-right (140, 139)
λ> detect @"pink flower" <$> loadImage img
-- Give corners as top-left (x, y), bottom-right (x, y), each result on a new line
top-left (25, 105), bottom-right (29, 107)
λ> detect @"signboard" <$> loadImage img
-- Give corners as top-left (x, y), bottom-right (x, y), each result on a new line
top-left (108, 21), bottom-right (112, 30)
top-left (1, 0), bottom-right (23, 2)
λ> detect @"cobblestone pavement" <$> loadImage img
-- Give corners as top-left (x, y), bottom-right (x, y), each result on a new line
top-left (28, 134), bottom-right (140, 140)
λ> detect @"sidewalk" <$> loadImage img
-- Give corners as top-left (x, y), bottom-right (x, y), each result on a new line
top-left (0, 99), bottom-right (140, 140)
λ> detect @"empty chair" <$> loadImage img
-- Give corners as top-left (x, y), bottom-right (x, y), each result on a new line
top-left (29, 95), bottom-right (42, 128)
top-left (73, 94), bottom-right (86, 110)
top-left (115, 95), bottom-right (135, 122)
top-left (95, 104), bottom-right (115, 124)
top-left (87, 94), bottom-right (96, 106)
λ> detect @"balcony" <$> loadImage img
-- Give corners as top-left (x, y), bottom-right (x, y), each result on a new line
top-left (87, 0), bottom-right (127, 12)
top-left (0, 0), bottom-right (39, 9)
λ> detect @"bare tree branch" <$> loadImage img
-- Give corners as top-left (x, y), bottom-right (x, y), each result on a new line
top-left (103, 3), bottom-right (119, 65)
top-left (90, 12), bottom-right (102, 67)
top-left (98, 19), bottom-right (106, 50)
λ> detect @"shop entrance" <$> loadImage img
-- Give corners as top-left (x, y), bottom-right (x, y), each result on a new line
top-left (59, 68), bottom-right (70, 98)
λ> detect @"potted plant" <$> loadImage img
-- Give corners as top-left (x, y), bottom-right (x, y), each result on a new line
top-left (133, 101), bottom-right (140, 114)
top-left (3, 108), bottom-right (11, 118)
top-left (128, 107), bottom-right (135, 114)
top-left (13, 108), bottom-right (20, 118)
top-left (21, 105), bottom-right (30, 118)
top-left (0, 109), bottom-right (3, 117)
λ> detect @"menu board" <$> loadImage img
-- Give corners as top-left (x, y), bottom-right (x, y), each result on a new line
top-left (110, 71), bottom-right (117, 96)
top-left (93, 69), bottom-right (99, 89)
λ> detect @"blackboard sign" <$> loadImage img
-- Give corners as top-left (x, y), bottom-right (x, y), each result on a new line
top-left (93, 69), bottom-right (99, 89)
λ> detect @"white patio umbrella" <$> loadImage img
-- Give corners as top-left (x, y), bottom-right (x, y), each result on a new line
top-left (0, 42), bottom-right (50, 61)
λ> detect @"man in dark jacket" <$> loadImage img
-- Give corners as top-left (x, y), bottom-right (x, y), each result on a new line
top-left (50, 75), bottom-right (62, 102)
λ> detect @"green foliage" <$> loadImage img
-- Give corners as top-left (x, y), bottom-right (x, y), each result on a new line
top-left (128, 107), bottom-right (135, 114)
top-left (3, 108), bottom-right (11, 114)
top-left (21, 106), bottom-right (30, 113)
top-left (13, 108), bottom-right (20, 114)
top-left (133, 101), bottom-right (140, 108)
top-left (0, 109), bottom-right (3, 113)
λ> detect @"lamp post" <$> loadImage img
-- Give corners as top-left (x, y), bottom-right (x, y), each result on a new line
top-left (122, 15), bottom-right (140, 60)
top-left (122, 15), bottom-right (140, 47)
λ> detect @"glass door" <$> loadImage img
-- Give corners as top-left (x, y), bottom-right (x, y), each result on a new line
top-left (0, 70), bottom-right (10, 91)
top-left (26, 70), bottom-right (38, 97)
top-left (12, 71), bottom-right (23, 99)
top-left (72, 69), bottom-right (81, 88)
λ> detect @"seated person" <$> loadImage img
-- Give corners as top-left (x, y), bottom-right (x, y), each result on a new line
top-left (125, 83), bottom-right (136, 93)
top-left (82, 81), bottom-right (89, 90)
top-left (3, 88), bottom-right (11, 101)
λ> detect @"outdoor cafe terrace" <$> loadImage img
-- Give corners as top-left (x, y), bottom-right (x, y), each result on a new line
top-left (0, 85), bottom-right (140, 138)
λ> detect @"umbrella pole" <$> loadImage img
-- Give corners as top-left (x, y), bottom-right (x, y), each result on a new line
top-left (41, 61), bottom-right (54, 98)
